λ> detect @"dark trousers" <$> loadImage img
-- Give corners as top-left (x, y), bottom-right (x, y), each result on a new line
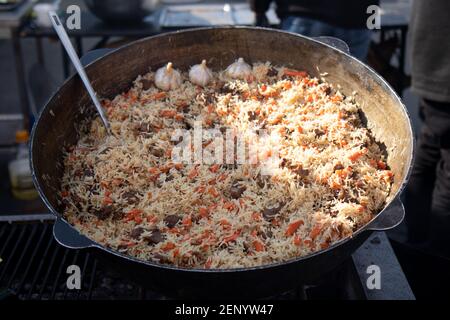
top-left (405, 98), bottom-right (450, 255)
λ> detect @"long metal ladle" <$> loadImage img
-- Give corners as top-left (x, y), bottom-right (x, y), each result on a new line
top-left (48, 11), bottom-right (112, 135)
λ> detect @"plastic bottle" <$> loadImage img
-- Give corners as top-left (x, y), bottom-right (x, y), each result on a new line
top-left (8, 130), bottom-right (39, 200)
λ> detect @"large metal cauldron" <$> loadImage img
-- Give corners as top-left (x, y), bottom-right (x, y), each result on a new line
top-left (31, 27), bottom-right (414, 298)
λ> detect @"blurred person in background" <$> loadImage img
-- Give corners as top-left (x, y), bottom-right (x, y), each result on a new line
top-left (405, 0), bottom-right (450, 257)
top-left (249, 0), bottom-right (379, 61)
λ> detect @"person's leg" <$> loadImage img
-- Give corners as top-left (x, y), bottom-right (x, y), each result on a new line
top-left (405, 98), bottom-right (450, 245)
top-left (424, 100), bottom-right (450, 255)
top-left (404, 109), bottom-right (440, 243)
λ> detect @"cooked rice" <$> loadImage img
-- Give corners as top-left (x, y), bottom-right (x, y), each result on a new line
top-left (60, 62), bottom-right (393, 269)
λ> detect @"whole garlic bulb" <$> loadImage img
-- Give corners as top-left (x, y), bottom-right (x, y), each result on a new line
top-left (225, 57), bottom-right (252, 79)
top-left (189, 60), bottom-right (213, 87)
top-left (155, 62), bottom-right (182, 91)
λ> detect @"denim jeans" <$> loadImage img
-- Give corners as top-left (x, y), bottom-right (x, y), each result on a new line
top-left (405, 98), bottom-right (450, 256)
top-left (281, 16), bottom-right (372, 61)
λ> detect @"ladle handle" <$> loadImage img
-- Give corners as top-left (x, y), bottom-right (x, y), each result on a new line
top-left (48, 11), bottom-right (111, 135)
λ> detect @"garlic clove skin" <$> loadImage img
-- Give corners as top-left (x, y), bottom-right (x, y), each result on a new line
top-left (155, 62), bottom-right (182, 91)
top-left (225, 57), bottom-right (252, 79)
top-left (189, 60), bottom-right (213, 87)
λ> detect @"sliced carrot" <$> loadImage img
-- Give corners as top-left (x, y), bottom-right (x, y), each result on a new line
top-left (285, 219), bottom-right (304, 236)
top-left (320, 242), bottom-right (330, 249)
top-left (293, 235), bottom-right (302, 246)
top-left (196, 185), bottom-right (206, 193)
top-left (188, 167), bottom-right (199, 180)
top-left (331, 94), bottom-right (342, 103)
top-left (102, 197), bottom-right (113, 205)
top-left (153, 92), bottom-right (167, 100)
top-left (207, 104), bottom-right (214, 114)
top-left (253, 240), bottom-right (265, 252)
top-left (61, 190), bottom-right (69, 198)
top-left (182, 216), bottom-right (192, 227)
top-left (209, 164), bottom-right (220, 173)
top-left (199, 207), bottom-right (209, 218)
top-left (297, 126), bottom-right (303, 133)
top-left (283, 69), bottom-right (308, 78)
top-left (160, 109), bottom-right (177, 118)
top-left (223, 229), bottom-right (241, 243)
top-left (310, 224), bottom-right (322, 240)
top-left (377, 160), bottom-right (387, 170)
top-left (172, 248), bottom-right (180, 258)
top-left (148, 167), bottom-right (159, 174)
top-left (348, 149), bottom-right (367, 162)
top-left (303, 239), bottom-right (313, 248)
top-left (251, 212), bottom-right (261, 221)
top-left (207, 187), bottom-right (220, 198)
top-left (125, 209), bottom-right (142, 222)
top-left (260, 84), bottom-right (267, 92)
top-left (161, 242), bottom-right (175, 251)
top-left (283, 81), bottom-right (292, 90)
top-left (220, 219), bottom-right (231, 229)
top-left (223, 201), bottom-right (235, 211)
top-left (174, 113), bottom-right (184, 122)
top-left (174, 163), bottom-right (184, 170)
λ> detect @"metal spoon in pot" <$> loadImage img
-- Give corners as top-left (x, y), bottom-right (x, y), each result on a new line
top-left (48, 11), bottom-right (112, 135)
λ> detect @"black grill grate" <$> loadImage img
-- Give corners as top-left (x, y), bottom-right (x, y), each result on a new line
top-left (0, 220), bottom-right (368, 300)
top-left (0, 221), bottom-right (144, 300)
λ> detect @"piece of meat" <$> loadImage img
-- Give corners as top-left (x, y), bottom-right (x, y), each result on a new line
top-left (247, 111), bottom-right (257, 121)
top-left (262, 203), bottom-right (284, 221)
top-left (122, 191), bottom-right (139, 204)
top-left (256, 174), bottom-right (268, 188)
top-left (152, 253), bottom-right (170, 264)
top-left (151, 148), bottom-right (164, 157)
top-left (130, 226), bottom-right (145, 239)
top-left (230, 180), bottom-right (246, 199)
top-left (141, 79), bottom-right (153, 90)
top-left (93, 205), bottom-right (116, 220)
top-left (144, 228), bottom-right (164, 245)
top-left (133, 122), bottom-right (153, 136)
top-left (314, 128), bottom-right (325, 137)
top-left (164, 215), bottom-right (181, 228)
top-left (83, 167), bottom-right (94, 177)
top-left (267, 67), bottom-right (278, 77)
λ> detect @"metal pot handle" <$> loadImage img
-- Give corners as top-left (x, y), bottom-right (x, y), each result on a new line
top-left (364, 198), bottom-right (405, 231)
top-left (312, 36), bottom-right (350, 55)
top-left (53, 218), bottom-right (97, 249)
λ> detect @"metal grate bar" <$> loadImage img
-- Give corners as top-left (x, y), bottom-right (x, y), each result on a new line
top-left (7, 224), bottom-right (38, 288)
top-left (16, 224), bottom-right (49, 294)
top-left (0, 224), bottom-right (17, 257)
top-left (87, 259), bottom-right (98, 300)
top-left (63, 251), bottom-right (79, 299)
top-left (38, 244), bottom-right (60, 299)
top-left (27, 226), bottom-right (55, 299)
top-left (50, 249), bottom-right (69, 299)
top-left (0, 223), bottom-right (7, 240)
top-left (0, 225), bottom-right (27, 282)
top-left (76, 253), bottom-right (91, 300)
